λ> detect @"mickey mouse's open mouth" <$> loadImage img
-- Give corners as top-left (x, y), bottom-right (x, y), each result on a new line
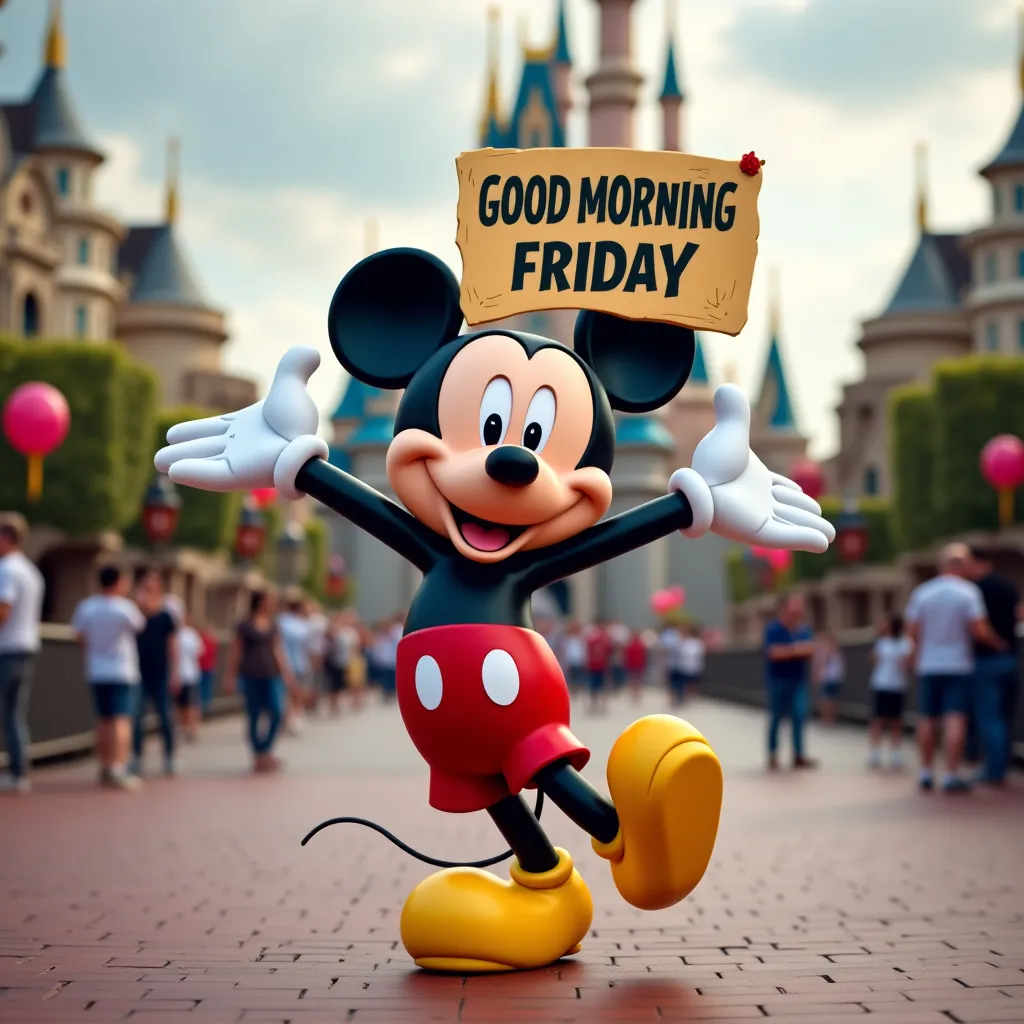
top-left (448, 503), bottom-right (528, 552)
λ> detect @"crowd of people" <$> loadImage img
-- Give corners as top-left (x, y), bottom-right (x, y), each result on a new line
top-left (762, 542), bottom-right (1021, 791)
top-left (2, 503), bottom-right (1019, 795)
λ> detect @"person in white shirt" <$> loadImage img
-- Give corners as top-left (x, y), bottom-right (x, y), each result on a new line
top-left (868, 614), bottom-right (914, 770)
top-left (813, 632), bottom-right (845, 727)
top-left (562, 622), bottom-right (587, 695)
top-left (0, 515), bottom-right (44, 793)
top-left (70, 565), bottom-right (145, 790)
top-left (304, 600), bottom-right (328, 714)
top-left (677, 624), bottom-right (706, 699)
top-left (905, 543), bottom-right (1005, 793)
top-left (175, 615), bottom-right (204, 742)
top-left (277, 597), bottom-right (312, 732)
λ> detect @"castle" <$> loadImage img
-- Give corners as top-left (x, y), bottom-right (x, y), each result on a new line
top-left (825, 33), bottom-right (1024, 500)
top-left (0, 2), bottom-right (253, 414)
top-left (324, 0), bottom-right (808, 630)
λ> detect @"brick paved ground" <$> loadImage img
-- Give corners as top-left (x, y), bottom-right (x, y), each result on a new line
top-left (2, 690), bottom-right (1024, 1023)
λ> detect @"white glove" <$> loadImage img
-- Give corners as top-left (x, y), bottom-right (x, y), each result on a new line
top-left (668, 384), bottom-right (836, 553)
top-left (154, 346), bottom-right (329, 501)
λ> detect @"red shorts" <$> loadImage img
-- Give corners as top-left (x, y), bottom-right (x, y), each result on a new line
top-left (396, 624), bottom-right (590, 813)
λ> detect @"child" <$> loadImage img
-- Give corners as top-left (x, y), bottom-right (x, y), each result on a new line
top-left (868, 614), bottom-right (913, 769)
top-left (814, 632), bottom-right (844, 726)
top-left (624, 630), bottom-right (648, 703)
top-left (71, 565), bottom-right (145, 790)
top-left (175, 614), bottom-right (204, 742)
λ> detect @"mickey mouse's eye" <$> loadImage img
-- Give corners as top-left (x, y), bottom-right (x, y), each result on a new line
top-left (479, 377), bottom-right (512, 447)
top-left (522, 387), bottom-right (556, 453)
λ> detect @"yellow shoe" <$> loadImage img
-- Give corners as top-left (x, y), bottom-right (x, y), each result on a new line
top-left (593, 715), bottom-right (722, 911)
top-left (400, 848), bottom-right (592, 972)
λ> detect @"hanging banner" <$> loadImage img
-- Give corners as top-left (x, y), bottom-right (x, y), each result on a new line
top-left (455, 147), bottom-right (764, 336)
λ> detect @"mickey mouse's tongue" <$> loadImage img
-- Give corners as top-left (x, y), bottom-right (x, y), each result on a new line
top-left (461, 521), bottom-right (510, 552)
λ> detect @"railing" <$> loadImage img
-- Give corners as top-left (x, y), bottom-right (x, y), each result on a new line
top-left (3, 627), bottom-right (1022, 768)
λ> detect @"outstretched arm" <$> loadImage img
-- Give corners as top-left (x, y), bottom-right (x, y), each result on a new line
top-left (296, 459), bottom-right (436, 573)
top-left (154, 346), bottom-right (437, 573)
top-left (524, 493), bottom-right (694, 592)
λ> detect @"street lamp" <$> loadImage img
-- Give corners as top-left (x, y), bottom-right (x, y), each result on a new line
top-left (235, 497), bottom-right (267, 565)
top-left (836, 497), bottom-right (869, 565)
top-left (141, 474), bottom-right (181, 547)
top-left (276, 520), bottom-right (307, 589)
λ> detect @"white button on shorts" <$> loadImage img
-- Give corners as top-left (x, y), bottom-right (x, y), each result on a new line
top-left (481, 649), bottom-right (520, 706)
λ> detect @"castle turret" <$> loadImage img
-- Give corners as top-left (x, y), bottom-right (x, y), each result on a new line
top-left (479, 7), bottom-right (505, 148)
top-left (659, 5), bottom-right (684, 151)
top-left (116, 138), bottom-right (255, 411)
top-left (965, 11), bottom-right (1024, 354)
top-left (586, 0), bottom-right (644, 147)
top-left (551, 0), bottom-right (573, 136)
top-left (749, 270), bottom-right (808, 476)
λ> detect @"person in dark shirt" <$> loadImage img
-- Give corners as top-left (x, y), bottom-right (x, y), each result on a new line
top-left (763, 593), bottom-right (817, 771)
top-left (969, 549), bottom-right (1021, 785)
top-left (131, 569), bottom-right (178, 777)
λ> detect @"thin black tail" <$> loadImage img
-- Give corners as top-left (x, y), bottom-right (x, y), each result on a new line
top-left (300, 791), bottom-right (544, 869)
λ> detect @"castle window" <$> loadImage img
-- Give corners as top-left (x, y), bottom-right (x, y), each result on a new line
top-left (1019, 248), bottom-right (1024, 277)
top-left (984, 252), bottom-right (997, 283)
top-left (19, 191), bottom-right (32, 215)
top-left (75, 305), bottom-right (87, 338)
top-left (77, 237), bottom-right (89, 266)
top-left (1016, 184), bottom-right (1024, 212)
top-left (863, 466), bottom-right (879, 496)
top-left (55, 166), bottom-right (70, 196)
top-left (1019, 318), bottom-right (1024, 351)
top-left (993, 186), bottom-right (1002, 216)
top-left (986, 321), bottom-right (999, 351)
top-left (22, 292), bottom-right (39, 337)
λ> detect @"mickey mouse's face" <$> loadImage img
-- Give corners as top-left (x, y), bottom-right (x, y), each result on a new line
top-left (386, 334), bottom-right (613, 563)
top-left (327, 247), bottom-right (698, 564)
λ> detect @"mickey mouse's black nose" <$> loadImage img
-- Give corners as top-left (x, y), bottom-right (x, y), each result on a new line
top-left (485, 445), bottom-right (539, 488)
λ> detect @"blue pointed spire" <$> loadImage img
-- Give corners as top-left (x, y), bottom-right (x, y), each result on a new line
top-left (758, 336), bottom-right (796, 431)
top-left (331, 378), bottom-right (385, 422)
top-left (660, 38), bottom-right (683, 101)
top-left (690, 335), bottom-right (709, 385)
top-left (982, 103), bottom-right (1024, 174)
top-left (554, 0), bottom-right (571, 64)
top-left (883, 234), bottom-right (965, 314)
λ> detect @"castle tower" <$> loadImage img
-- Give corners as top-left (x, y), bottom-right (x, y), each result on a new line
top-left (116, 138), bottom-right (254, 411)
top-left (586, 0), bottom-right (644, 147)
top-left (19, 1), bottom-right (124, 341)
top-left (749, 270), bottom-right (808, 476)
top-left (659, 4), bottom-right (684, 151)
top-left (964, 10), bottom-right (1024, 354)
top-left (828, 143), bottom-right (970, 498)
top-left (550, 0), bottom-right (573, 136)
top-left (480, 7), bottom-right (505, 148)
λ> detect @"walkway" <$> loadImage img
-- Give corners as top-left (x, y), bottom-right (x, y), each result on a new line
top-left (3, 691), bottom-right (1023, 1023)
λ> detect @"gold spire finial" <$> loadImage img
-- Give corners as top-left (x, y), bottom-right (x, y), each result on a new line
top-left (768, 267), bottom-right (781, 338)
top-left (364, 217), bottom-right (379, 257)
top-left (915, 140), bottom-right (928, 233)
top-left (165, 137), bottom-right (180, 226)
top-left (481, 7), bottom-right (503, 136)
top-left (666, 0), bottom-right (677, 35)
top-left (44, 0), bottom-right (66, 69)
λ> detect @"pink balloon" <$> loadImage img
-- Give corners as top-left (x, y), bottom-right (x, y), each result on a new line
top-left (2, 382), bottom-right (70, 457)
top-left (667, 584), bottom-right (686, 608)
top-left (749, 545), bottom-right (770, 559)
top-left (765, 548), bottom-right (792, 571)
top-left (250, 487), bottom-right (278, 509)
top-left (980, 435), bottom-right (1024, 490)
top-left (650, 590), bottom-right (674, 614)
top-left (789, 459), bottom-right (825, 500)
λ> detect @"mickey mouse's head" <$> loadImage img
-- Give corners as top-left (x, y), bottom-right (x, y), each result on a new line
top-left (329, 248), bottom-right (696, 563)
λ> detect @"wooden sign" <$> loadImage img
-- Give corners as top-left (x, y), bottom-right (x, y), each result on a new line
top-left (455, 147), bottom-right (763, 335)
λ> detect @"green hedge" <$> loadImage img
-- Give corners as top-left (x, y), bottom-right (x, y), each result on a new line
top-left (791, 495), bottom-right (894, 582)
top-left (932, 357), bottom-right (1024, 535)
top-left (302, 516), bottom-right (328, 598)
top-left (889, 384), bottom-right (938, 550)
top-left (0, 337), bottom-right (157, 534)
top-left (125, 406), bottom-right (242, 552)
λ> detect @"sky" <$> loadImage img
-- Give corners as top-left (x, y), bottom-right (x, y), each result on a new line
top-left (0, 0), bottom-right (1019, 459)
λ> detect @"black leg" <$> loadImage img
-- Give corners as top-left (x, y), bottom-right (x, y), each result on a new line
top-left (534, 760), bottom-right (620, 844)
top-left (487, 793), bottom-right (560, 874)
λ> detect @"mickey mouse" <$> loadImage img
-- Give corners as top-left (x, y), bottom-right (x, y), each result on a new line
top-left (156, 247), bottom-right (834, 974)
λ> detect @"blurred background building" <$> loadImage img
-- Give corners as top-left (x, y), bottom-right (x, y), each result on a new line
top-left (323, 0), bottom-right (808, 631)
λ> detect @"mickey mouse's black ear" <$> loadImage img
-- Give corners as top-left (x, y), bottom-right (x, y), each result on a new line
top-left (328, 247), bottom-right (464, 389)
top-left (573, 310), bottom-right (696, 413)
